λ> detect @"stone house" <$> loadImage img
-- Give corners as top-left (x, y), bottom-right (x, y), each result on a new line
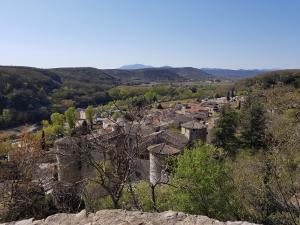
top-left (181, 121), bottom-right (207, 143)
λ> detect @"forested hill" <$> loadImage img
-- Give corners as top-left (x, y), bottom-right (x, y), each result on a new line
top-left (0, 66), bottom-right (216, 129)
top-left (104, 68), bottom-right (184, 83)
top-left (236, 69), bottom-right (300, 118)
top-left (236, 69), bottom-right (300, 89)
top-left (166, 67), bottom-right (213, 80)
top-left (202, 68), bottom-right (269, 79)
top-left (51, 67), bottom-right (119, 86)
top-left (0, 66), bottom-right (118, 128)
top-left (0, 66), bottom-right (61, 127)
top-left (104, 67), bottom-right (214, 84)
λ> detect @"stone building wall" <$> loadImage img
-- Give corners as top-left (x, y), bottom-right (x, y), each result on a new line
top-left (55, 137), bottom-right (82, 184)
top-left (189, 127), bottom-right (207, 143)
top-left (181, 127), bottom-right (207, 143)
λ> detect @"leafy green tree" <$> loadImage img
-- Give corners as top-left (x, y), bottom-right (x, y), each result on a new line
top-left (144, 91), bottom-right (157, 103)
top-left (240, 99), bottom-right (267, 150)
top-left (212, 104), bottom-right (239, 155)
top-left (108, 86), bottom-right (147, 100)
top-left (50, 112), bottom-right (65, 126)
top-left (50, 112), bottom-right (65, 136)
top-left (129, 96), bottom-right (145, 108)
top-left (152, 84), bottom-right (174, 96)
top-left (108, 87), bottom-right (122, 100)
top-left (112, 111), bottom-right (122, 121)
top-left (171, 143), bottom-right (238, 220)
top-left (178, 88), bottom-right (193, 99)
top-left (41, 120), bottom-right (50, 128)
top-left (85, 105), bottom-right (94, 125)
top-left (41, 112), bottom-right (65, 145)
top-left (64, 107), bottom-right (76, 130)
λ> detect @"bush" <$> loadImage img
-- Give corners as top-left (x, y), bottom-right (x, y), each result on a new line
top-left (125, 181), bottom-right (173, 212)
top-left (0, 182), bottom-right (56, 222)
top-left (170, 143), bottom-right (240, 221)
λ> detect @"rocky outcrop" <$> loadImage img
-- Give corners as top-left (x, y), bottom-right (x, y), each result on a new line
top-left (1, 209), bottom-right (260, 225)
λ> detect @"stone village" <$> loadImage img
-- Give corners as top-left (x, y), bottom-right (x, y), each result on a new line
top-left (53, 97), bottom-right (236, 188)
top-left (1, 96), bottom-right (242, 210)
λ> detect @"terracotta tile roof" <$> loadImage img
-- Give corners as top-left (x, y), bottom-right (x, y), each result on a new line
top-left (147, 143), bottom-right (181, 155)
top-left (161, 131), bottom-right (189, 149)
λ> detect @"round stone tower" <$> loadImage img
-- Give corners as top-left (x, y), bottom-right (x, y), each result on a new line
top-left (148, 143), bottom-right (181, 185)
top-left (55, 137), bottom-right (82, 184)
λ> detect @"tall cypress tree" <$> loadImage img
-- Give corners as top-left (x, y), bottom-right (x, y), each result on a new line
top-left (240, 98), bottom-right (267, 150)
top-left (212, 104), bottom-right (239, 155)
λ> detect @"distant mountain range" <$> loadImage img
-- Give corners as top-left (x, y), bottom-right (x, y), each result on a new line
top-left (119, 64), bottom-right (153, 70)
top-left (119, 64), bottom-right (272, 79)
top-left (109, 67), bottom-right (213, 83)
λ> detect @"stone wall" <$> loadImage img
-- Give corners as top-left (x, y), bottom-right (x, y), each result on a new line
top-left (0, 209), bottom-right (261, 225)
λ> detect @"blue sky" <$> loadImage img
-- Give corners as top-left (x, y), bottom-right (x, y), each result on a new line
top-left (0, 0), bottom-right (299, 69)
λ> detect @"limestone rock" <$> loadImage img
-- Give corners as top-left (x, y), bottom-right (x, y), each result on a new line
top-left (1, 209), bottom-right (261, 225)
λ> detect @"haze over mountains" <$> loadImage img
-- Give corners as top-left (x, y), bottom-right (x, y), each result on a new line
top-left (119, 64), bottom-right (153, 70)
